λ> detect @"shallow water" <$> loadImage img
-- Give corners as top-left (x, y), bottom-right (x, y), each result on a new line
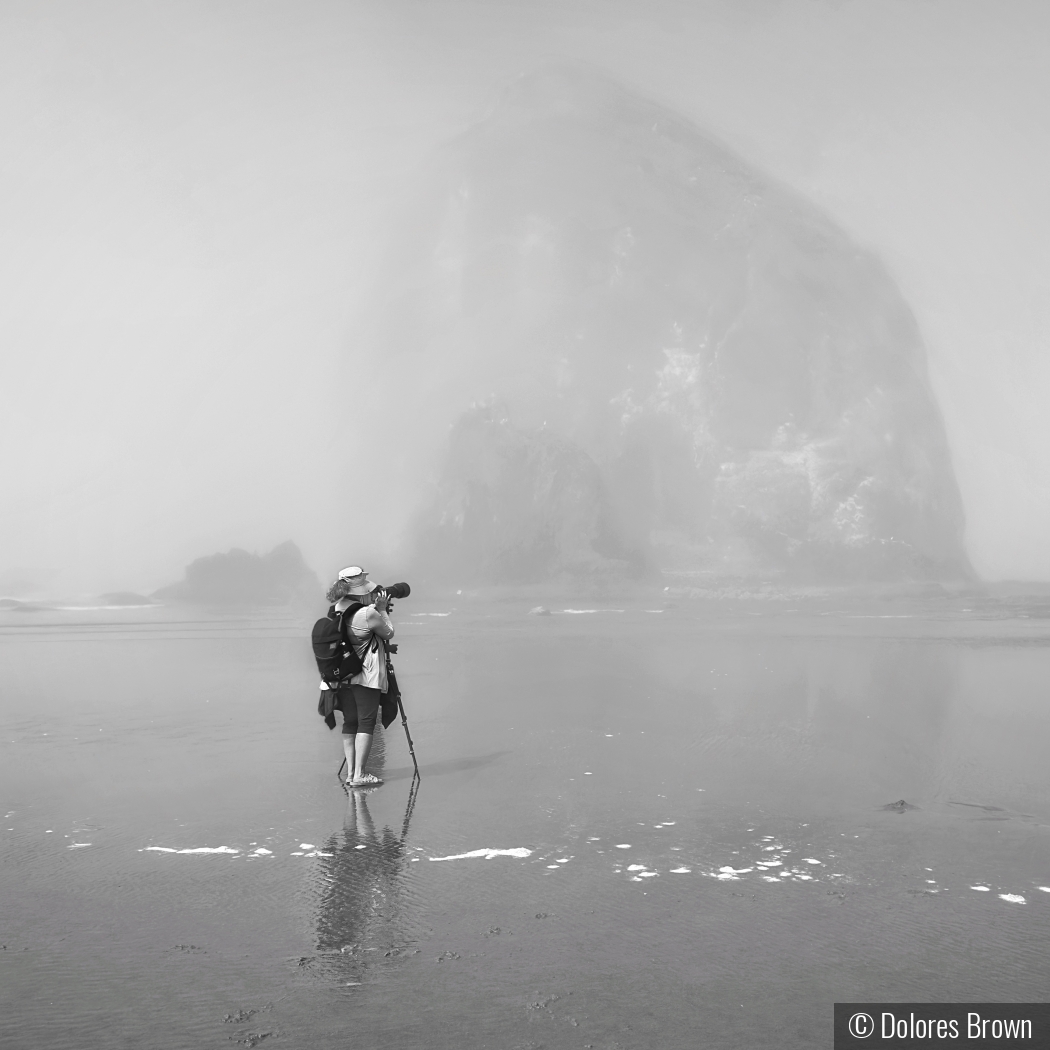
top-left (2, 591), bottom-right (1050, 1048)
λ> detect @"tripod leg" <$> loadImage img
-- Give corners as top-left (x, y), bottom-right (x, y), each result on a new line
top-left (396, 695), bottom-right (420, 780)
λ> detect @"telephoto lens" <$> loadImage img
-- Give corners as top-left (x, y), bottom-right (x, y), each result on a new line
top-left (384, 582), bottom-right (411, 600)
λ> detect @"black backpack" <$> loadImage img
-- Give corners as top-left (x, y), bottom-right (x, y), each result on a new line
top-left (311, 603), bottom-right (365, 688)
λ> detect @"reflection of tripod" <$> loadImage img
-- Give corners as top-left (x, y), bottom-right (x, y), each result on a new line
top-left (401, 771), bottom-right (420, 837)
top-left (335, 654), bottom-right (420, 783)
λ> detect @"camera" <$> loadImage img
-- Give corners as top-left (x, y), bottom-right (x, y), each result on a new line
top-left (375, 583), bottom-right (410, 636)
top-left (378, 583), bottom-right (409, 657)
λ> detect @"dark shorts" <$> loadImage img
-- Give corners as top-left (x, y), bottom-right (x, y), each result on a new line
top-left (336, 684), bottom-right (381, 736)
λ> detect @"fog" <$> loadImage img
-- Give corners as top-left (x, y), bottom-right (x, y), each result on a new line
top-left (3, 0), bottom-right (1050, 595)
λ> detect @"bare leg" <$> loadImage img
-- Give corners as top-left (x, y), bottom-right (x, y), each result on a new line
top-left (342, 734), bottom-right (355, 782)
top-left (352, 732), bottom-right (373, 781)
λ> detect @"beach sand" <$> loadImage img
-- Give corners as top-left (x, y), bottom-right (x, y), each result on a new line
top-left (2, 590), bottom-right (1049, 1048)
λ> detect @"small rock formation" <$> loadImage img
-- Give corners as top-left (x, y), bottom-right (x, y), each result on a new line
top-left (0, 598), bottom-right (50, 612)
top-left (154, 541), bottom-right (320, 605)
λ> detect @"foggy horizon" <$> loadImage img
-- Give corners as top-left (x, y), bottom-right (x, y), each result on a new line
top-left (3, 1), bottom-right (1050, 595)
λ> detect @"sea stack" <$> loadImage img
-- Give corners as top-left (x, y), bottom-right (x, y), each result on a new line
top-left (389, 66), bottom-right (970, 584)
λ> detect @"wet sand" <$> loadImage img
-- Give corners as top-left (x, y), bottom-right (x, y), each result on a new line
top-left (2, 590), bottom-right (1050, 1048)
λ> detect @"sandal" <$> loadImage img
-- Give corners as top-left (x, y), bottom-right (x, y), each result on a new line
top-left (350, 773), bottom-right (384, 787)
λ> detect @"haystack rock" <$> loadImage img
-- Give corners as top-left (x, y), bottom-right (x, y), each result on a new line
top-left (391, 67), bottom-right (971, 583)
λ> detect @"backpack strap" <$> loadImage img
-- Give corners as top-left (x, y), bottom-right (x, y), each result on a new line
top-left (337, 600), bottom-right (362, 637)
top-left (338, 601), bottom-right (378, 656)
top-left (344, 602), bottom-right (380, 658)
top-left (322, 603), bottom-right (369, 686)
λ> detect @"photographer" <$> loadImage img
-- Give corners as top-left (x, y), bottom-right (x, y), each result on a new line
top-left (325, 566), bottom-right (398, 787)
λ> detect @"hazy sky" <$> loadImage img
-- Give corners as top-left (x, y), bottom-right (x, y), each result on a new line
top-left (2, 0), bottom-right (1048, 592)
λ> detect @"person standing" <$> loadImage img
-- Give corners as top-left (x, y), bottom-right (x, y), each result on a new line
top-left (325, 566), bottom-right (396, 787)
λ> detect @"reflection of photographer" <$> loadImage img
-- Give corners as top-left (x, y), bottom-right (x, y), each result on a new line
top-left (314, 778), bottom-right (419, 980)
top-left (323, 567), bottom-right (410, 788)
